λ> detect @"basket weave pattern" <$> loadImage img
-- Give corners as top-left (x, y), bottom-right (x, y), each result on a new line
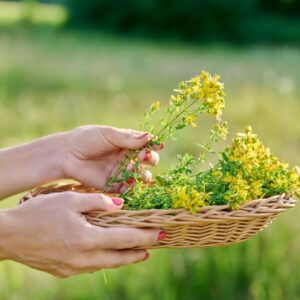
top-left (21, 183), bottom-right (296, 249)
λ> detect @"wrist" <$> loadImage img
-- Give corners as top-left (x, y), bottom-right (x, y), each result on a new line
top-left (33, 131), bottom-right (69, 182)
top-left (0, 131), bottom-right (69, 199)
top-left (0, 208), bottom-right (17, 260)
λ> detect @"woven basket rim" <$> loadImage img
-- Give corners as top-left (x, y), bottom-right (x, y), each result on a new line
top-left (22, 182), bottom-right (296, 218)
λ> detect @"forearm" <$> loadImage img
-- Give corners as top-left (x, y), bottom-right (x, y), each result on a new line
top-left (0, 133), bottom-right (67, 199)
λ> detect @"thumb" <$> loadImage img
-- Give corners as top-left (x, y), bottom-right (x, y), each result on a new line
top-left (102, 126), bottom-right (151, 150)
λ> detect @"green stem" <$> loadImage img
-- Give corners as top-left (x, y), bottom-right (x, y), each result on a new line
top-left (151, 98), bottom-right (199, 142)
top-left (105, 98), bottom-right (200, 191)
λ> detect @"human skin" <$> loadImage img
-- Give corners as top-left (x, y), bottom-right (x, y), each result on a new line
top-left (0, 126), bottom-right (164, 278)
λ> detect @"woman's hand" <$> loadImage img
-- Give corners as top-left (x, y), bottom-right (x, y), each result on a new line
top-left (0, 125), bottom-right (161, 199)
top-left (0, 192), bottom-right (162, 278)
top-left (62, 125), bottom-right (162, 193)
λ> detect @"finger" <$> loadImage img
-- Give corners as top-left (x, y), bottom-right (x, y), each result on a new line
top-left (118, 179), bottom-right (135, 194)
top-left (138, 149), bottom-right (160, 166)
top-left (139, 169), bottom-right (153, 183)
top-left (105, 166), bottom-right (128, 193)
top-left (117, 168), bottom-right (152, 194)
top-left (126, 161), bottom-right (136, 172)
top-left (125, 162), bottom-right (152, 182)
top-left (66, 192), bottom-right (124, 212)
top-left (119, 184), bottom-right (129, 194)
top-left (151, 142), bottom-right (164, 151)
top-left (67, 249), bottom-right (149, 273)
top-left (97, 249), bottom-right (149, 269)
top-left (102, 126), bottom-right (151, 150)
top-left (86, 227), bottom-right (164, 250)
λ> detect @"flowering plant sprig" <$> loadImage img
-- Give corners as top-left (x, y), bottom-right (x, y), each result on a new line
top-left (142, 70), bottom-right (228, 145)
top-left (105, 71), bottom-right (228, 189)
top-left (123, 127), bottom-right (300, 212)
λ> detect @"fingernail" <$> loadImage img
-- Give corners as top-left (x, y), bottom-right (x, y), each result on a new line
top-left (153, 143), bottom-right (164, 151)
top-left (111, 197), bottom-right (124, 206)
top-left (136, 133), bottom-right (149, 140)
top-left (143, 152), bottom-right (151, 161)
top-left (157, 231), bottom-right (167, 241)
top-left (142, 252), bottom-right (150, 261)
top-left (126, 177), bottom-right (136, 185)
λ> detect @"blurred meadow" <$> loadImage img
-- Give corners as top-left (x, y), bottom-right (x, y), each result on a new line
top-left (0, 1), bottom-right (300, 299)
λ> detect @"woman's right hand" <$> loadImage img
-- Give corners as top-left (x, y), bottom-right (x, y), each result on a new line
top-left (0, 192), bottom-right (163, 278)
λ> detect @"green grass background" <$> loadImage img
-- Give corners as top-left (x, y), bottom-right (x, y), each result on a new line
top-left (0, 25), bottom-right (299, 299)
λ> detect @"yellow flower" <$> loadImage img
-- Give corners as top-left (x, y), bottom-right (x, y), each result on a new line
top-left (151, 101), bottom-right (160, 111)
top-left (214, 122), bottom-right (228, 140)
top-left (170, 95), bottom-right (181, 106)
top-left (199, 70), bottom-right (209, 81)
top-left (186, 115), bottom-right (197, 127)
top-left (222, 126), bottom-right (300, 203)
top-left (173, 187), bottom-right (208, 213)
top-left (250, 180), bottom-right (263, 198)
top-left (212, 170), bottom-right (222, 177)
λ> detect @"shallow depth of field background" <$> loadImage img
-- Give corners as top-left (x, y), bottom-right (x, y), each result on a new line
top-left (0, 1), bottom-right (300, 299)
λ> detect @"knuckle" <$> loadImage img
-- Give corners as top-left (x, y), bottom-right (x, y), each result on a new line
top-left (61, 191), bottom-right (78, 202)
top-left (69, 126), bottom-right (86, 140)
top-left (135, 229), bottom-right (157, 246)
top-left (102, 126), bottom-right (115, 138)
top-left (97, 194), bottom-right (111, 207)
top-left (72, 125), bottom-right (90, 135)
top-left (118, 128), bottom-right (133, 142)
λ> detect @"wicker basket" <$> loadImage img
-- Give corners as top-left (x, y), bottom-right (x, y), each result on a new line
top-left (21, 183), bottom-right (296, 249)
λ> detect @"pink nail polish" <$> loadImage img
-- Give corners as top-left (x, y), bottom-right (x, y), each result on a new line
top-left (143, 153), bottom-right (151, 161)
top-left (126, 177), bottom-right (136, 185)
top-left (112, 197), bottom-right (124, 206)
top-left (157, 231), bottom-right (167, 241)
top-left (143, 252), bottom-right (150, 261)
top-left (136, 133), bottom-right (149, 140)
top-left (153, 143), bottom-right (164, 151)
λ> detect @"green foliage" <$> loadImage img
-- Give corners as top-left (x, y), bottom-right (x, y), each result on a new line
top-left (64, 0), bottom-right (300, 44)
top-left (124, 126), bottom-right (300, 212)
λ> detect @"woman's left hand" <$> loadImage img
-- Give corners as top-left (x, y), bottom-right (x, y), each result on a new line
top-left (62, 125), bottom-right (162, 193)
top-left (0, 125), bottom-right (161, 199)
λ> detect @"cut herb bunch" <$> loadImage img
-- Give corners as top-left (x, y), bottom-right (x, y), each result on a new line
top-left (107, 70), bottom-right (300, 212)
top-left (124, 126), bottom-right (300, 212)
top-left (105, 70), bottom-right (228, 190)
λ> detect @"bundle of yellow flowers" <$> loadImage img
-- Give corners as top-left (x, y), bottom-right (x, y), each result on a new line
top-left (105, 71), bottom-right (299, 212)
